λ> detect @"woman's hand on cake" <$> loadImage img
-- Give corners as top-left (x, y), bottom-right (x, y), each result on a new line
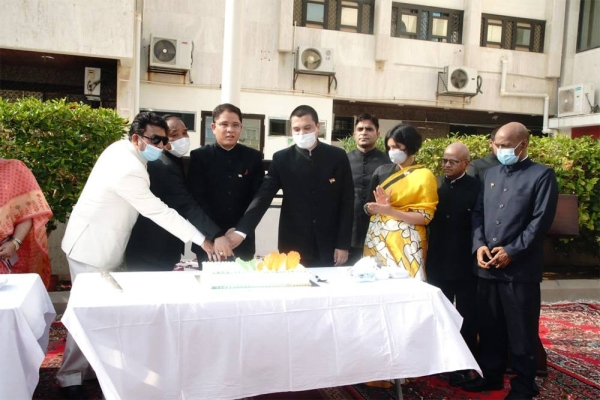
top-left (214, 236), bottom-right (234, 260)
top-left (333, 249), bottom-right (348, 266)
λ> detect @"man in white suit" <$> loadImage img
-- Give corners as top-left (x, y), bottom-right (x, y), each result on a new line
top-left (57, 112), bottom-right (214, 398)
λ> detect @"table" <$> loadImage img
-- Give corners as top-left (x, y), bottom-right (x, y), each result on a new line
top-left (0, 274), bottom-right (56, 399)
top-left (63, 270), bottom-right (480, 400)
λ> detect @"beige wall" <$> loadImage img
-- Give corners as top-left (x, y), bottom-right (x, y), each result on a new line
top-left (135, 0), bottom-right (563, 120)
top-left (0, 0), bottom-right (135, 62)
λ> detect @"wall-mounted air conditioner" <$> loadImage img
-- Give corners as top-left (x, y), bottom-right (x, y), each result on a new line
top-left (295, 47), bottom-right (335, 75)
top-left (438, 66), bottom-right (478, 95)
top-left (557, 84), bottom-right (595, 117)
top-left (149, 35), bottom-right (192, 72)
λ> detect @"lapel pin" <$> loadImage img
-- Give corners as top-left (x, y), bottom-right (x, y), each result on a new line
top-left (329, 178), bottom-right (336, 184)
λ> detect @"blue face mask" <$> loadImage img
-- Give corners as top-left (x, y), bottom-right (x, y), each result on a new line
top-left (139, 143), bottom-right (163, 162)
top-left (496, 141), bottom-right (523, 166)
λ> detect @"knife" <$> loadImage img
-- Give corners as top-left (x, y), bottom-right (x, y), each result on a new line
top-left (100, 269), bottom-right (123, 292)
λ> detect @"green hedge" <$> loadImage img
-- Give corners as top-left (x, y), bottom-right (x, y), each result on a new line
top-left (0, 98), bottom-right (127, 231)
top-left (340, 134), bottom-right (600, 256)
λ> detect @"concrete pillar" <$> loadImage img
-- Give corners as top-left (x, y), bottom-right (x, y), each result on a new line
top-left (278, 0), bottom-right (294, 53)
top-left (221, 0), bottom-right (244, 106)
top-left (559, 0), bottom-right (578, 85)
top-left (545, 0), bottom-right (567, 78)
top-left (463, 0), bottom-right (482, 69)
top-left (374, 0), bottom-right (392, 67)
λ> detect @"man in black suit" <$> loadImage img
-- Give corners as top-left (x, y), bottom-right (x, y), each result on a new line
top-left (188, 104), bottom-right (264, 262)
top-left (463, 122), bottom-right (558, 400)
top-left (125, 115), bottom-right (230, 271)
top-left (228, 105), bottom-right (354, 267)
top-left (347, 113), bottom-right (389, 265)
top-left (426, 142), bottom-right (481, 386)
top-left (467, 127), bottom-right (500, 183)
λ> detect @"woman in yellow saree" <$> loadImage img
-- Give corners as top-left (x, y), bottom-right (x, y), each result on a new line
top-left (363, 124), bottom-right (438, 280)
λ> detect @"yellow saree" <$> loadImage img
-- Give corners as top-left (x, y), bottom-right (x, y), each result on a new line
top-left (363, 165), bottom-right (438, 279)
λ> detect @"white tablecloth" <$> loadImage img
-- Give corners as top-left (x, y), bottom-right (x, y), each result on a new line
top-left (0, 274), bottom-right (56, 399)
top-left (63, 270), bottom-right (480, 400)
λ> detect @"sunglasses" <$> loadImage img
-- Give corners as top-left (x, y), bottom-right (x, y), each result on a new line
top-left (140, 134), bottom-right (169, 146)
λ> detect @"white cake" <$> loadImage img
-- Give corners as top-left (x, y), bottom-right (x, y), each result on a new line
top-left (202, 261), bottom-right (311, 289)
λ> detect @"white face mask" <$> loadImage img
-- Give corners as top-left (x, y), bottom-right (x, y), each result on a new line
top-left (293, 131), bottom-right (317, 149)
top-left (388, 149), bottom-right (408, 164)
top-left (167, 137), bottom-right (190, 158)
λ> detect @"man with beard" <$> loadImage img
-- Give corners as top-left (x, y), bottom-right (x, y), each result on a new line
top-left (346, 113), bottom-right (389, 264)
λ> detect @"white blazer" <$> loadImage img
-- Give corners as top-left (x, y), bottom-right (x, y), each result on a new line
top-left (62, 139), bottom-right (203, 269)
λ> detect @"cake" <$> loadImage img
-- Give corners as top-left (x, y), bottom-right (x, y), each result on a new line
top-left (202, 251), bottom-right (311, 289)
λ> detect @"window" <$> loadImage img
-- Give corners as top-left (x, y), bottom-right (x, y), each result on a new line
top-left (391, 3), bottom-right (463, 44)
top-left (293, 0), bottom-right (374, 34)
top-left (269, 118), bottom-right (290, 136)
top-left (577, 0), bottom-right (600, 52)
top-left (481, 14), bottom-right (545, 53)
top-left (332, 116), bottom-right (354, 141)
top-left (140, 109), bottom-right (196, 132)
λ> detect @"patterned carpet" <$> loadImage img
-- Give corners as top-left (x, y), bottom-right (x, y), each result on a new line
top-left (33, 302), bottom-right (600, 400)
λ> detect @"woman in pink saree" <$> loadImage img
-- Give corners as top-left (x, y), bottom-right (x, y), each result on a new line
top-left (0, 159), bottom-right (53, 288)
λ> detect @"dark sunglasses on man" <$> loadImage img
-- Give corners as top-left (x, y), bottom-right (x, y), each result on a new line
top-left (140, 134), bottom-right (169, 146)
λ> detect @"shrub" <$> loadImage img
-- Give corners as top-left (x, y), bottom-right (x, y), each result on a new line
top-left (340, 133), bottom-right (600, 256)
top-left (0, 97), bottom-right (127, 232)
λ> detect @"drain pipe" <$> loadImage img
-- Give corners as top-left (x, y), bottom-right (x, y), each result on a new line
top-left (500, 58), bottom-right (553, 135)
top-left (133, 2), bottom-right (143, 117)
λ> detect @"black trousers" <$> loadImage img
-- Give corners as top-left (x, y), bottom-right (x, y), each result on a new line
top-left (427, 277), bottom-right (478, 356)
top-left (477, 278), bottom-right (540, 397)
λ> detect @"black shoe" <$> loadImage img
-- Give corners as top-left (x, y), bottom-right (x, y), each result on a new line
top-left (59, 385), bottom-right (84, 400)
top-left (449, 370), bottom-right (472, 387)
top-left (461, 377), bottom-right (504, 392)
top-left (505, 391), bottom-right (533, 400)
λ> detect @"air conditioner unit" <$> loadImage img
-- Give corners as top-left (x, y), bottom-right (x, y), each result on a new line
top-left (557, 84), bottom-right (595, 117)
top-left (149, 35), bottom-right (192, 72)
top-left (295, 47), bottom-right (335, 75)
top-left (438, 66), bottom-right (478, 95)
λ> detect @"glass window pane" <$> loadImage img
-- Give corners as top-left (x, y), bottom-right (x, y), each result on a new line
top-left (341, 7), bottom-right (358, 27)
top-left (516, 24), bottom-right (531, 46)
top-left (516, 28), bottom-right (531, 46)
top-left (487, 25), bottom-right (502, 43)
top-left (204, 116), bottom-right (215, 146)
top-left (240, 119), bottom-right (261, 151)
top-left (432, 18), bottom-right (448, 37)
top-left (307, 3), bottom-right (325, 23)
top-left (401, 14), bottom-right (417, 33)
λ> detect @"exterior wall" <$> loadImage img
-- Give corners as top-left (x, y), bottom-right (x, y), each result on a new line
top-left (140, 82), bottom-right (333, 160)
top-left (136, 0), bottom-right (564, 137)
top-left (0, 0), bottom-right (135, 62)
top-left (482, 0), bottom-right (548, 20)
top-left (549, 0), bottom-right (600, 136)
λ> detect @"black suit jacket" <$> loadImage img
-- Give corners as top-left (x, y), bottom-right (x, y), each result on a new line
top-left (237, 142), bottom-right (354, 266)
top-left (125, 152), bottom-right (221, 271)
top-left (188, 143), bottom-right (263, 259)
top-left (347, 148), bottom-right (390, 249)
top-left (472, 158), bottom-right (558, 282)
top-left (467, 153), bottom-right (500, 183)
top-left (427, 174), bottom-right (481, 281)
